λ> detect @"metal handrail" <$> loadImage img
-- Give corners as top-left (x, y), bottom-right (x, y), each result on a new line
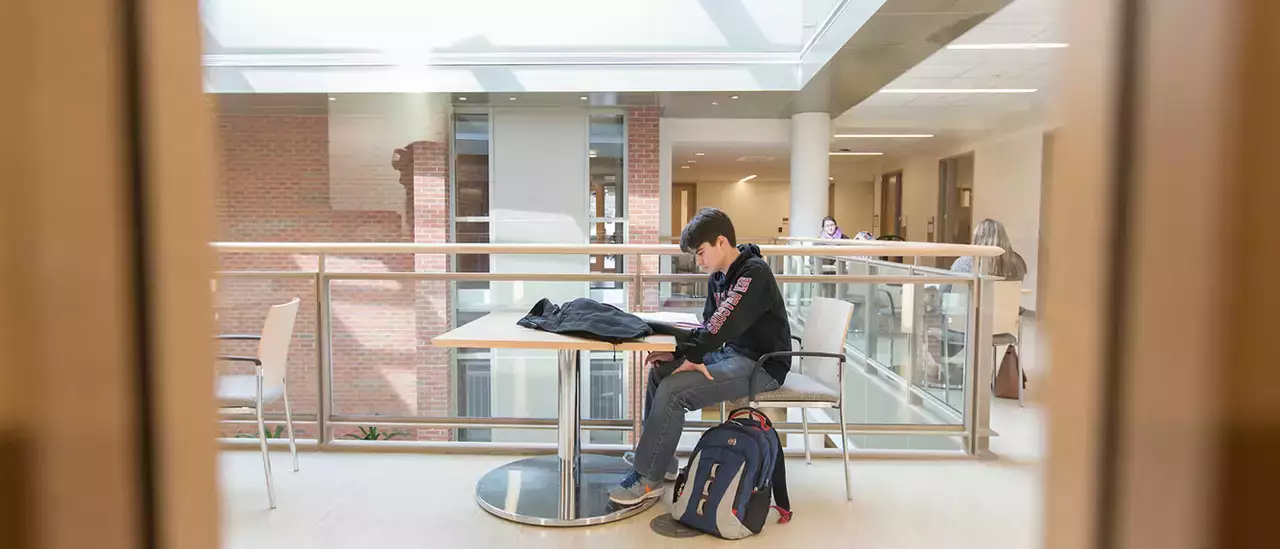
top-left (212, 243), bottom-right (992, 456)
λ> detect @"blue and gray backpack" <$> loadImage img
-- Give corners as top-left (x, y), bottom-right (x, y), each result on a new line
top-left (670, 407), bottom-right (792, 539)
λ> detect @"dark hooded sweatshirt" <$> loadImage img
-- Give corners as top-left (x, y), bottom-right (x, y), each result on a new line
top-left (679, 244), bottom-right (792, 384)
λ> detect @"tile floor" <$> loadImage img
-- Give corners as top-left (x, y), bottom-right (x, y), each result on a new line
top-left (220, 322), bottom-right (1046, 549)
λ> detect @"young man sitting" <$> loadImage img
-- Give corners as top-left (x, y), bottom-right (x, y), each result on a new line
top-left (609, 208), bottom-right (792, 505)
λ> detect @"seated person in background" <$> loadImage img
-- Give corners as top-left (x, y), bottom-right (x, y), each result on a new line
top-left (950, 218), bottom-right (1027, 281)
top-left (820, 216), bottom-right (846, 239)
top-left (608, 208), bottom-right (792, 505)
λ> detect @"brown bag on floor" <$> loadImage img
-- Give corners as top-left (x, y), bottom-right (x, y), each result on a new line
top-left (993, 345), bottom-right (1027, 399)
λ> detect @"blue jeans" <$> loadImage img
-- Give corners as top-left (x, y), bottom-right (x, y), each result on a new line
top-left (631, 347), bottom-right (780, 481)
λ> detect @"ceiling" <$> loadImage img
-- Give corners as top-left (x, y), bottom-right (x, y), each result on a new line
top-left (832, 0), bottom-right (1063, 153)
top-left (673, 0), bottom-right (1063, 183)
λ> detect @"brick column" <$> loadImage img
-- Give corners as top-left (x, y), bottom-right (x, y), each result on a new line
top-left (412, 140), bottom-right (452, 441)
top-left (627, 106), bottom-right (661, 312)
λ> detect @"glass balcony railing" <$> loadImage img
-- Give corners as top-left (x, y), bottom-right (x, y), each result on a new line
top-left (212, 241), bottom-right (1000, 456)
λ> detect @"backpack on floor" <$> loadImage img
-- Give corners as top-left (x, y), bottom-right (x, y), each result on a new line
top-left (670, 407), bottom-right (792, 539)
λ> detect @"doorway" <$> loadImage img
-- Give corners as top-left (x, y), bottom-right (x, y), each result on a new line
top-left (671, 183), bottom-right (700, 296)
top-left (937, 152), bottom-right (975, 267)
top-left (879, 170), bottom-right (904, 238)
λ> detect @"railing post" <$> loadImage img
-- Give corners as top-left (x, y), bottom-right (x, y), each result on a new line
top-left (316, 252), bottom-right (331, 445)
top-left (964, 258), bottom-right (994, 456)
top-left (630, 253), bottom-right (645, 443)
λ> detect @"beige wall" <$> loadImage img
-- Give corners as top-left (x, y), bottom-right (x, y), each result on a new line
top-left (695, 180), bottom-right (791, 240)
top-left (833, 178), bottom-right (876, 235)
top-left (881, 123), bottom-right (1051, 308)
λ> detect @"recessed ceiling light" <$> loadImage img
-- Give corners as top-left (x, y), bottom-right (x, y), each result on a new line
top-left (458, 97), bottom-right (468, 101)
top-left (580, 96), bottom-right (589, 100)
top-left (829, 151), bottom-right (884, 156)
top-left (694, 152), bottom-right (705, 156)
top-left (878, 88), bottom-right (1037, 94)
top-left (509, 97), bottom-right (517, 101)
top-left (738, 174), bottom-right (758, 183)
top-left (730, 95), bottom-right (740, 100)
top-left (328, 97), bottom-right (337, 101)
top-left (711, 101), bottom-right (719, 106)
top-left (681, 165), bottom-right (691, 169)
top-left (946, 43), bottom-right (1068, 50)
top-left (687, 160), bottom-right (697, 163)
top-left (833, 133), bottom-right (934, 138)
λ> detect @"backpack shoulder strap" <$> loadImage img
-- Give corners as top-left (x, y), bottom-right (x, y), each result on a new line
top-left (770, 434), bottom-right (793, 524)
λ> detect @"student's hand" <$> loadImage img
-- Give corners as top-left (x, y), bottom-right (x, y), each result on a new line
top-left (673, 360), bottom-right (714, 381)
top-left (645, 352), bottom-right (674, 365)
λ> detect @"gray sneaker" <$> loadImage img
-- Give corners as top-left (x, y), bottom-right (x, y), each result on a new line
top-left (608, 470), bottom-right (665, 506)
top-left (621, 451), bottom-right (680, 481)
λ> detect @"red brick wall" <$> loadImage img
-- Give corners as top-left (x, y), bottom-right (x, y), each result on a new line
top-left (214, 109), bottom-right (452, 441)
top-left (627, 106), bottom-right (661, 311)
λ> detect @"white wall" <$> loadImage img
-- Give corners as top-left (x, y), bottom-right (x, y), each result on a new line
top-left (695, 180), bottom-right (791, 240)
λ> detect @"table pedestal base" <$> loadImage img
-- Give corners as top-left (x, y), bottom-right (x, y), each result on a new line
top-left (475, 454), bottom-right (659, 527)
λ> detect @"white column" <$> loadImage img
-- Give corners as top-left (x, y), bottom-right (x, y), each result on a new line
top-left (789, 112), bottom-right (831, 238)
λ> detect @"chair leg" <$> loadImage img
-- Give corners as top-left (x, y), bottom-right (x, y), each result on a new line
top-left (838, 404), bottom-right (852, 501)
top-left (256, 381), bottom-right (276, 509)
top-left (1017, 345), bottom-right (1025, 408)
top-left (283, 385), bottom-right (299, 472)
top-left (801, 408), bottom-right (812, 465)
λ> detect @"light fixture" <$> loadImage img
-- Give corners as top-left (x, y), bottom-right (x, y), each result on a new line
top-left (681, 165), bottom-right (691, 169)
top-left (328, 97), bottom-right (337, 101)
top-left (589, 149), bottom-right (598, 158)
top-left (711, 101), bottom-right (719, 106)
top-left (508, 97), bottom-right (517, 101)
top-left (828, 177), bottom-right (834, 181)
top-left (458, 97), bottom-right (468, 101)
top-left (878, 88), bottom-right (1037, 94)
top-left (687, 160), bottom-right (697, 163)
top-left (694, 152), bottom-right (705, 156)
top-left (730, 95), bottom-right (740, 100)
top-left (833, 133), bottom-right (934, 138)
top-left (738, 174), bottom-right (757, 183)
top-left (946, 43), bottom-right (1068, 50)
top-left (829, 151), bottom-right (884, 156)
top-left (580, 96), bottom-right (589, 100)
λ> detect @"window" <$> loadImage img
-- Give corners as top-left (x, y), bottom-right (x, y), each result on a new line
top-left (453, 113), bottom-right (490, 289)
top-left (457, 358), bottom-right (492, 442)
top-left (588, 114), bottom-right (626, 289)
top-left (588, 356), bottom-right (625, 444)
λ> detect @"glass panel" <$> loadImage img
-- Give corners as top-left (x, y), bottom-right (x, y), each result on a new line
top-left (589, 221), bottom-right (624, 293)
top-left (213, 277), bottom-right (319, 427)
top-left (455, 221), bottom-right (490, 291)
top-left (454, 113), bottom-right (490, 218)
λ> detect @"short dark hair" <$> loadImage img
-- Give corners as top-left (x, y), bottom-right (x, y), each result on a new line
top-left (680, 208), bottom-right (737, 253)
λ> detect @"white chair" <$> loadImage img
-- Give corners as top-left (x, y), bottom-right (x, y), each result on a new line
top-left (725, 297), bottom-right (856, 500)
top-left (215, 298), bottom-right (301, 509)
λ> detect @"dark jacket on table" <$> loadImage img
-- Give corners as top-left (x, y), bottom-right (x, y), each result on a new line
top-left (678, 244), bottom-right (792, 384)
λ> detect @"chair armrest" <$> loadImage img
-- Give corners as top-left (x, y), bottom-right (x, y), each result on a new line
top-left (214, 334), bottom-right (261, 341)
top-left (749, 350), bottom-right (846, 399)
top-left (217, 355), bottom-right (262, 366)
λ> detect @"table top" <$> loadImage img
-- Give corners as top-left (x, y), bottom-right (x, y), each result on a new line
top-left (432, 311), bottom-right (693, 352)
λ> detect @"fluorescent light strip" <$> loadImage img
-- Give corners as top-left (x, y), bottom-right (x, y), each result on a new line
top-left (829, 152), bottom-right (883, 156)
top-left (738, 174), bottom-right (758, 183)
top-left (878, 88), bottom-right (1037, 94)
top-left (833, 133), bottom-right (934, 139)
top-left (946, 43), bottom-right (1068, 50)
